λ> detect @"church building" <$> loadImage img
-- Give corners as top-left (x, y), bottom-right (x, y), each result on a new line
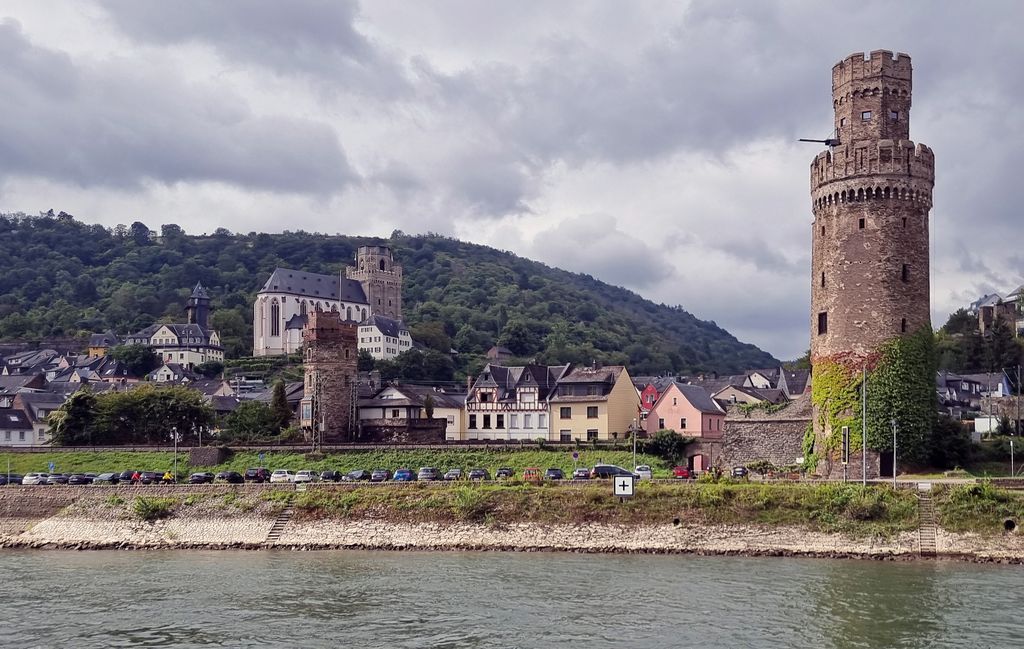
top-left (253, 245), bottom-right (406, 358)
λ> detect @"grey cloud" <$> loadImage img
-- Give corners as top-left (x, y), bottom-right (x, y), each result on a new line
top-left (0, 19), bottom-right (355, 194)
top-left (99, 0), bottom-right (409, 97)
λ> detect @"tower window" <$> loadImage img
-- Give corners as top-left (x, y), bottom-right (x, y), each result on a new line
top-left (840, 117), bottom-right (847, 127)
top-left (379, 259), bottom-right (386, 271)
top-left (901, 264), bottom-right (909, 282)
top-left (858, 218), bottom-right (865, 229)
top-left (902, 217), bottom-right (907, 228)
top-left (861, 111), bottom-right (872, 120)
top-left (820, 272), bottom-right (825, 287)
top-left (901, 318), bottom-right (908, 333)
top-left (889, 110), bottom-right (899, 120)
top-left (820, 225), bottom-right (825, 236)
top-left (817, 312), bottom-right (828, 335)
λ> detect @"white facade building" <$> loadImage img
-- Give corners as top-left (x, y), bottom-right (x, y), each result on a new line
top-left (125, 284), bottom-right (223, 367)
top-left (358, 315), bottom-right (413, 360)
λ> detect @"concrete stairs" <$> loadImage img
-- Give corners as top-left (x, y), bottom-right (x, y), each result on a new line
top-left (917, 490), bottom-right (937, 558)
top-left (265, 500), bottom-right (295, 545)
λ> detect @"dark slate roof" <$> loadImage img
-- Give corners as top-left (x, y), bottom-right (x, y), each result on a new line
top-left (88, 331), bottom-right (120, 347)
top-left (361, 314), bottom-right (408, 336)
top-left (391, 385), bottom-right (467, 410)
top-left (127, 323), bottom-right (218, 346)
top-left (0, 409), bottom-right (33, 430)
top-left (673, 383), bottom-right (726, 414)
top-left (191, 283), bottom-right (210, 299)
top-left (259, 268), bottom-right (367, 304)
top-left (209, 395), bottom-right (242, 413)
top-left (781, 370), bottom-right (810, 395)
top-left (17, 391), bottom-right (68, 423)
top-left (556, 366), bottom-right (625, 384)
top-left (285, 314), bottom-right (308, 331)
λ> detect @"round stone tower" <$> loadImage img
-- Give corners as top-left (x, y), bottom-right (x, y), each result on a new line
top-left (809, 50), bottom-right (934, 475)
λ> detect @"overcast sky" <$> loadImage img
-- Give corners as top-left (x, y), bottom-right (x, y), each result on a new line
top-left (1, 1), bottom-right (1021, 360)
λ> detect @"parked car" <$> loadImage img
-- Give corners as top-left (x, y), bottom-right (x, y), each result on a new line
top-left (544, 468), bottom-right (565, 481)
top-left (139, 471), bottom-right (163, 485)
top-left (244, 467), bottom-right (272, 483)
top-left (672, 466), bottom-right (692, 480)
top-left (571, 468), bottom-right (590, 480)
top-left (320, 470), bottom-right (344, 482)
top-left (188, 472), bottom-right (215, 484)
top-left (370, 469), bottom-right (392, 482)
top-left (634, 465), bottom-right (653, 480)
top-left (443, 468), bottom-right (463, 481)
top-left (46, 474), bottom-right (70, 485)
top-left (67, 474), bottom-right (94, 485)
top-left (495, 467), bottom-right (514, 479)
top-left (523, 467), bottom-right (541, 482)
top-left (22, 473), bottom-right (49, 485)
top-left (393, 468), bottom-right (416, 482)
top-left (215, 471), bottom-right (244, 484)
top-left (417, 467), bottom-right (442, 481)
top-left (731, 466), bottom-right (749, 479)
top-left (589, 464), bottom-right (638, 480)
top-left (0, 473), bottom-right (24, 485)
top-left (468, 468), bottom-right (490, 481)
top-left (93, 472), bottom-right (119, 485)
top-left (344, 470), bottom-right (372, 482)
top-left (270, 469), bottom-right (296, 483)
top-left (119, 470), bottom-right (138, 483)
top-left (294, 470), bottom-right (319, 483)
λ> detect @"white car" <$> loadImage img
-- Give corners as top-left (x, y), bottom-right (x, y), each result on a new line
top-left (269, 469), bottom-right (296, 483)
top-left (634, 465), bottom-right (653, 480)
top-left (22, 473), bottom-right (50, 485)
top-left (294, 470), bottom-right (319, 483)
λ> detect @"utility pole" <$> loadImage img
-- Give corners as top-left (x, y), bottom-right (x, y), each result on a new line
top-left (891, 418), bottom-right (898, 489)
top-left (631, 418), bottom-right (638, 472)
top-left (862, 367), bottom-right (867, 486)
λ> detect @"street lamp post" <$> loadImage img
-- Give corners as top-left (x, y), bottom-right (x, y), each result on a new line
top-left (891, 419), bottom-right (897, 489)
top-left (172, 426), bottom-right (178, 482)
top-left (630, 418), bottom-right (638, 473)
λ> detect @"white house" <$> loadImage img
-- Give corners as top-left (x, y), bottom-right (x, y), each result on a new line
top-left (125, 284), bottom-right (223, 367)
top-left (357, 385), bottom-right (466, 439)
top-left (464, 364), bottom-right (568, 441)
top-left (358, 314), bottom-right (413, 360)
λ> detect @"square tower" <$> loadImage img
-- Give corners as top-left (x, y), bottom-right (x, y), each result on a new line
top-left (346, 245), bottom-right (403, 320)
top-left (299, 309), bottom-right (359, 442)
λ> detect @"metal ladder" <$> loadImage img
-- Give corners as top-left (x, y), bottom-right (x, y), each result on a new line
top-left (917, 491), bottom-right (937, 558)
top-left (265, 499), bottom-right (295, 545)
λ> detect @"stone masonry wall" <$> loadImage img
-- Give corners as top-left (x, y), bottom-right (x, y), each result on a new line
top-left (690, 419), bottom-right (809, 469)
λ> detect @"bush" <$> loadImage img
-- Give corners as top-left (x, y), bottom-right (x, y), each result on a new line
top-left (645, 430), bottom-right (691, 463)
top-left (133, 496), bottom-right (176, 522)
top-left (451, 487), bottom-right (493, 522)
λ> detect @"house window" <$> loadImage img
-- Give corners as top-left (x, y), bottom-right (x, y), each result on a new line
top-left (447, 415), bottom-right (455, 425)
top-left (391, 409), bottom-right (400, 418)
top-left (901, 264), bottom-right (909, 282)
top-left (672, 397), bottom-right (677, 406)
top-left (524, 414), bottom-right (532, 428)
top-left (587, 385), bottom-right (599, 396)
top-left (480, 393), bottom-right (491, 403)
top-left (681, 418), bottom-right (687, 429)
top-left (301, 403), bottom-right (312, 420)
top-left (19, 431), bottom-right (25, 441)
top-left (469, 415), bottom-right (477, 430)
top-left (38, 430), bottom-right (45, 440)
top-left (496, 414), bottom-right (504, 429)
top-left (586, 429), bottom-right (598, 441)
top-left (3, 432), bottom-right (9, 441)
top-left (861, 110), bottom-right (872, 120)
top-left (483, 415), bottom-right (492, 429)
top-left (658, 418), bottom-right (665, 429)
top-left (560, 407), bottom-right (571, 419)
top-left (510, 414), bottom-right (518, 428)
top-left (817, 312), bottom-right (828, 335)
top-left (587, 406), bottom-right (598, 419)
top-left (560, 431), bottom-right (572, 442)
top-left (858, 217), bottom-right (865, 229)
top-left (538, 414), bottom-right (546, 428)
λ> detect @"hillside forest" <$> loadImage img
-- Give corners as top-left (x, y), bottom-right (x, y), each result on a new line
top-left (0, 211), bottom-right (780, 379)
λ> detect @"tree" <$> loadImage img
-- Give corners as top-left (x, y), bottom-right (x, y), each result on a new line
top-left (194, 361), bottom-right (224, 378)
top-left (409, 321), bottom-right (452, 353)
top-left (109, 344), bottom-right (161, 377)
top-left (48, 390), bottom-right (100, 445)
top-left (221, 401), bottom-right (277, 442)
top-left (270, 380), bottom-right (292, 432)
top-left (644, 430), bottom-right (692, 464)
top-left (941, 308), bottom-right (977, 336)
top-left (928, 415), bottom-right (972, 469)
top-left (357, 349), bottom-right (375, 372)
top-left (423, 394), bottom-right (435, 420)
top-left (985, 318), bottom-right (1021, 373)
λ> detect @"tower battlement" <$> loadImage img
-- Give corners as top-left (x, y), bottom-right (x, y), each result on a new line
top-left (811, 140), bottom-right (934, 203)
top-left (833, 50), bottom-right (912, 88)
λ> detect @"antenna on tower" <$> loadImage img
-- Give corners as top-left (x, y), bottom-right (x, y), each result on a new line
top-left (799, 129), bottom-right (841, 148)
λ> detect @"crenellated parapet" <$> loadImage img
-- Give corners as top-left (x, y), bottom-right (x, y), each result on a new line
top-left (811, 140), bottom-right (933, 209)
top-left (833, 50), bottom-right (912, 88)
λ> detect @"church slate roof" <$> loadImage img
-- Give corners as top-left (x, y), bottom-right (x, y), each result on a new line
top-left (259, 268), bottom-right (367, 304)
top-left (361, 314), bottom-right (408, 337)
top-left (190, 283), bottom-right (210, 299)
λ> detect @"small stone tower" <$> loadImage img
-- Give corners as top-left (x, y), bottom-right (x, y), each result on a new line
top-left (346, 245), bottom-right (403, 320)
top-left (299, 309), bottom-right (358, 443)
top-left (809, 50), bottom-right (934, 475)
top-left (185, 283), bottom-right (211, 328)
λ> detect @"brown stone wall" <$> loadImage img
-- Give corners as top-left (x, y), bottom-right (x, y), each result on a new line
top-left (359, 418), bottom-right (446, 444)
top-left (347, 245), bottom-right (403, 320)
top-left (189, 447), bottom-right (231, 467)
top-left (689, 419), bottom-right (809, 469)
top-left (302, 310), bottom-right (359, 442)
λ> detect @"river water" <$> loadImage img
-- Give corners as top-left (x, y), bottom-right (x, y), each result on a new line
top-left (2, 550), bottom-right (1022, 648)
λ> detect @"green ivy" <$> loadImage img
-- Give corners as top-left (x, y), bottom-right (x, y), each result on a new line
top-left (810, 358), bottom-right (865, 464)
top-left (865, 327), bottom-right (937, 464)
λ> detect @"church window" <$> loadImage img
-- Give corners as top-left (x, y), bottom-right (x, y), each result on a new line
top-left (300, 301), bottom-right (307, 316)
top-left (379, 259), bottom-right (386, 271)
top-left (347, 306), bottom-right (352, 320)
top-left (817, 312), bottom-right (828, 335)
top-left (271, 301), bottom-right (280, 336)
top-left (362, 309), bottom-right (367, 320)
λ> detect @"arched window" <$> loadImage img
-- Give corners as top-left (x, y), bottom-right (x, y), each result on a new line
top-left (362, 308), bottom-right (368, 320)
top-left (379, 259), bottom-right (386, 271)
top-left (271, 300), bottom-right (280, 336)
top-left (347, 306), bottom-right (353, 321)
top-left (300, 301), bottom-right (307, 316)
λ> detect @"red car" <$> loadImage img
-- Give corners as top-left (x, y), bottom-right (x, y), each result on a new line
top-left (672, 466), bottom-right (692, 479)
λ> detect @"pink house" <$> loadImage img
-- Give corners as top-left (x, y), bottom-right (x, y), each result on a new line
top-left (645, 382), bottom-right (726, 471)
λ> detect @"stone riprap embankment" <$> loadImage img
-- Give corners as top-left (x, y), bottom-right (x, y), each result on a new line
top-left (0, 485), bottom-right (1022, 562)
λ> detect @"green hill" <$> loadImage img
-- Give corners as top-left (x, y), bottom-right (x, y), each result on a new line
top-left (0, 210), bottom-right (777, 375)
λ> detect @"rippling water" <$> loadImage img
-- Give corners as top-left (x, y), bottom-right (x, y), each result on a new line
top-left (2, 550), bottom-right (1023, 648)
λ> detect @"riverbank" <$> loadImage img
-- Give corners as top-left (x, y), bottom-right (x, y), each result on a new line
top-left (1, 482), bottom-right (1022, 561)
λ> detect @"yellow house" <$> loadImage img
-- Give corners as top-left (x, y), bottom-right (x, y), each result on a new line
top-left (548, 365), bottom-right (639, 441)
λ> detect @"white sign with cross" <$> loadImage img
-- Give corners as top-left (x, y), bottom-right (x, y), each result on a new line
top-left (613, 475), bottom-right (635, 498)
